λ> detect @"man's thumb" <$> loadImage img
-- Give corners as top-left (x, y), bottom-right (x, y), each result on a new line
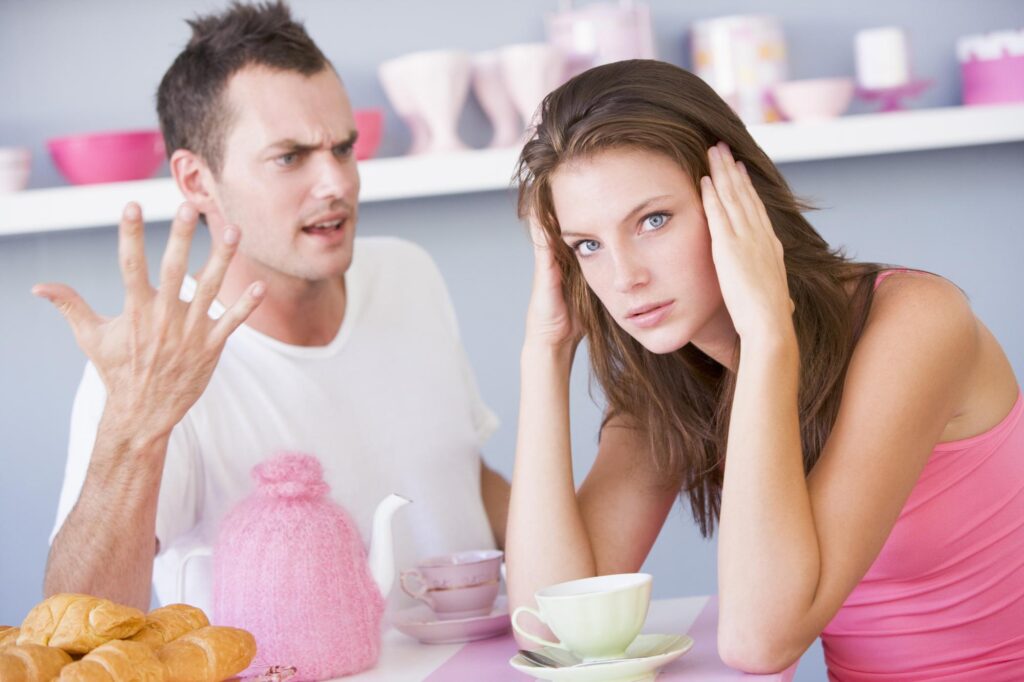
top-left (32, 283), bottom-right (101, 339)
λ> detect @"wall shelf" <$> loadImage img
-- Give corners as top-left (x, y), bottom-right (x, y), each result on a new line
top-left (2, 103), bottom-right (1023, 237)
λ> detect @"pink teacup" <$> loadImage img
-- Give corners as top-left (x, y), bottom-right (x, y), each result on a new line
top-left (401, 549), bottom-right (503, 618)
top-left (416, 581), bottom-right (501, 620)
top-left (401, 549), bottom-right (502, 590)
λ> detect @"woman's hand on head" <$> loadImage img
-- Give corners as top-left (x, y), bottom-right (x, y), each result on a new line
top-left (524, 217), bottom-right (583, 354)
top-left (701, 142), bottom-right (795, 345)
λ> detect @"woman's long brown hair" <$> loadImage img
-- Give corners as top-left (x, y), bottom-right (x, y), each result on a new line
top-left (516, 60), bottom-right (884, 537)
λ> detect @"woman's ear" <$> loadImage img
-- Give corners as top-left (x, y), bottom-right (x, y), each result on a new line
top-left (170, 149), bottom-right (219, 219)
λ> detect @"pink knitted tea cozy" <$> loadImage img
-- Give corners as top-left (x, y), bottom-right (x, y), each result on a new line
top-left (213, 452), bottom-right (385, 680)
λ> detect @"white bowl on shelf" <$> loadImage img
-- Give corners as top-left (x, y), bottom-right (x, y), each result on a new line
top-left (772, 77), bottom-right (855, 122)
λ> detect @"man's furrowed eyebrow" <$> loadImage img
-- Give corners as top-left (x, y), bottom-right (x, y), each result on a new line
top-left (265, 130), bottom-right (359, 153)
top-left (560, 194), bottom-right (675, 239)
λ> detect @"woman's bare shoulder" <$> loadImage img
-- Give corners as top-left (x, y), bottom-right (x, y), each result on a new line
top-left (862, 270), bottom-right (1018, 439)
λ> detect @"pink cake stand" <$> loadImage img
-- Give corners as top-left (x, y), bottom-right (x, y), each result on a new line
top-left (856, 79), bottom-right (932, 112)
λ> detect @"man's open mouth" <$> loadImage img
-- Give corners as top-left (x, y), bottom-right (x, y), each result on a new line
top-left (302, 218), bottom-right (344, 234)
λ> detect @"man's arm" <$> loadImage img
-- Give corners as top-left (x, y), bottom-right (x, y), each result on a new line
top-left (37, 203), bottom-right (262, 609)
top-left (45, 420), bottom-right (168, 609)
top-left (481, 460), bottom-right (510, 551)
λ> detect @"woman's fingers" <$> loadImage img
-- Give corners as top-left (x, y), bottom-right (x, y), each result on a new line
top-left (187, 225), bottom-right (240, 328)
top-left (708, 143), bottom-right (760, 235)
top-left (735, 161), bottom-right (774, 235)
top-left (118, 203), bottom-right (152, 310)
top-left (700, 175), bottom-right (732, 242)
top-left (211, 281), bottom-right (265, 344)
top-left (528, 219), bottom-right (562, 289)
top-left (157, 203), bottom-right (199, 309)
top-left (528, 216), bottom-right (552, 251)
top-left (32, 282), bottom-right (104, 351)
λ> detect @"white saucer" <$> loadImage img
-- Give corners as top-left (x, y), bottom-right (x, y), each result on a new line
top-left (392, 596), bottom-right (511, 645)
top-left (508, 634), bottom-right (694, 682)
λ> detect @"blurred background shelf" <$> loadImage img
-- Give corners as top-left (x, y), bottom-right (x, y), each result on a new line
top-left (2, 103), bottom-right (1023, 238)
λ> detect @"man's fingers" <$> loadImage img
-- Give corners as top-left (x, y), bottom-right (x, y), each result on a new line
top-left (118, 202), bottom-right (152, 308)
top-left (211, 281), bottom-right (265, 343)
top-left (32, 283), bottom-right (103, 347)
top-left (188, 225), bottom-right (240, 326)
top-left (158, 203), bottom-right (199, 307)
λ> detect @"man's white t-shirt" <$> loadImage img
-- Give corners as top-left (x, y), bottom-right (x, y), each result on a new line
top-left (51, 237), bottom-right (499, 613)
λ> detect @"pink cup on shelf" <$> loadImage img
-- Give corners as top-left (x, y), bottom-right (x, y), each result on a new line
top-left (353, 108), bottom-right (383, 160)
top-left (379, 50), bottom-right (471, 155)
top-left (379, 54), bottom-right (432, 155)
top-left (546, 0), bottom-right (656, 80)
top-left (472, 50), bottom-right (523, 149)
top-left (958, 29), bottom-right (1024, 105)
top-left (498, 43), bottom-right (567, 131)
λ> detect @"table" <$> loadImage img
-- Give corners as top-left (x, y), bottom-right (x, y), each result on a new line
top-left (344, 595), bottom-right (798, 681)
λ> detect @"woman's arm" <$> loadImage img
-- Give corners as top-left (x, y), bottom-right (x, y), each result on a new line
top-left (718, 277), bottom-right (979, 671)
top-left (704, 145), bottom-right (997, 671)
top-left (506, 224), bottom-right (676, 641)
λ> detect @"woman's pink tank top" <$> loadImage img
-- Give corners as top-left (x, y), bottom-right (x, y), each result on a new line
top-left (820, 271), bottom-right (1024, 680)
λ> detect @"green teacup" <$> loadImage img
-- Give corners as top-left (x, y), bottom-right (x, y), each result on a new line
top-left (512, 573), bottom-right (652, 661)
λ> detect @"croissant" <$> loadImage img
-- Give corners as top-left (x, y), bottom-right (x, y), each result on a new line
top-left (57, 640), bottom-right (163, 682)
top-left (127, 605), bottom-right (209, 649)
top-left (0, 643), bottom-right (72, 682)
top-left (0, 628), bottom-right (18, 649)
top-left (18, 594), bottom-right (145, 655)
top-left (156, 626), bottom-right (256, 682)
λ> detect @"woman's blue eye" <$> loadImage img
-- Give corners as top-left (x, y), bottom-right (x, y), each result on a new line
top-left (575, 239), bottom-right (601, 256)
top-left (643, 213), bottom-right (668, 231)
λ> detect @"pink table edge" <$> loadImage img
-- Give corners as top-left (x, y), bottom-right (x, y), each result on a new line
top-left (422, 595), bottom-right (798, 681)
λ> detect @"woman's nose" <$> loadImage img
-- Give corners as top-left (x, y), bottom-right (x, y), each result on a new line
top-left (612, 249), bottom-right (649, 292)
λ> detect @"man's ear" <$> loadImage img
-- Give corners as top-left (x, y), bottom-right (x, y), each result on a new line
top-left (170, 149), bottom-right (219, 219)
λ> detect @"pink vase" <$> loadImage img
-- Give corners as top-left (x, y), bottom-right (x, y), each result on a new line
top-left (213, 453), bottom-right (384, 681)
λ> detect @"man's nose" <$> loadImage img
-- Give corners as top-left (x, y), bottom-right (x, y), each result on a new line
top-left (311, 153), bottom-right (357, 200)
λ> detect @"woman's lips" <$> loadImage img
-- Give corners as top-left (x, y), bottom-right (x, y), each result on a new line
top-left (627, 300), bottom-right (675, 328)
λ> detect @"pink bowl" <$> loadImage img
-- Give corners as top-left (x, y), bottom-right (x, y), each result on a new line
top-left (47, 129), bottom-right (165, 185)
top-left (772, 78), bottom-right (855, 122)
top-left (353, 108), bottom-right (383, 160)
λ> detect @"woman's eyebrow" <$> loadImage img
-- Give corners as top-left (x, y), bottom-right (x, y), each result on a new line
top-left (560, 194), bottom-right (674, 239)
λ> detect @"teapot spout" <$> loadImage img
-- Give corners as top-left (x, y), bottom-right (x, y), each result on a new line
top-left (367, 493), bottom-right (411, 598)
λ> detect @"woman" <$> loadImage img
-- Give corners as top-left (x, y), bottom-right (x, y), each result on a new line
top-left (505, 59), bottom-right (1024, 680)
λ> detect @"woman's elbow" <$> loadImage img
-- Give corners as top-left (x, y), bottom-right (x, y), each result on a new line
top-left (717, 625), bottom-right (803, 674)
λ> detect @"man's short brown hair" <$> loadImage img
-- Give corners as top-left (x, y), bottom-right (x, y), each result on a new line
top-left (156, 1), bottom-right (331, 175)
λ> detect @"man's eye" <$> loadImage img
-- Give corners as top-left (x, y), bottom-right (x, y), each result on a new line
top-left (333, 144), bottom-right (354, 158)
top-left (276, 152), bottom-right (299, 167)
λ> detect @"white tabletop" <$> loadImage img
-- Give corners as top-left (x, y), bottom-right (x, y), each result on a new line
top-left (340, 595), bottom-right (796, 681)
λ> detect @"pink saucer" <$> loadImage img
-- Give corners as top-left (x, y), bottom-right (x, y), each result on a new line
top-left (392, 596), bottom-right (511, 644)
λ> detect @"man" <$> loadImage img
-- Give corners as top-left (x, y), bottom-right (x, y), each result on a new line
top-left (36, 1), bottom-right (510, 612)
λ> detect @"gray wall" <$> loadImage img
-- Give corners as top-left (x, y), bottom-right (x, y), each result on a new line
top-left (2, 2), bottom-right (1022, 679)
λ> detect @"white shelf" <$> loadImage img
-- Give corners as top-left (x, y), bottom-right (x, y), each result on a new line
top-left (2, 104), bottom-right (1023, 237)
